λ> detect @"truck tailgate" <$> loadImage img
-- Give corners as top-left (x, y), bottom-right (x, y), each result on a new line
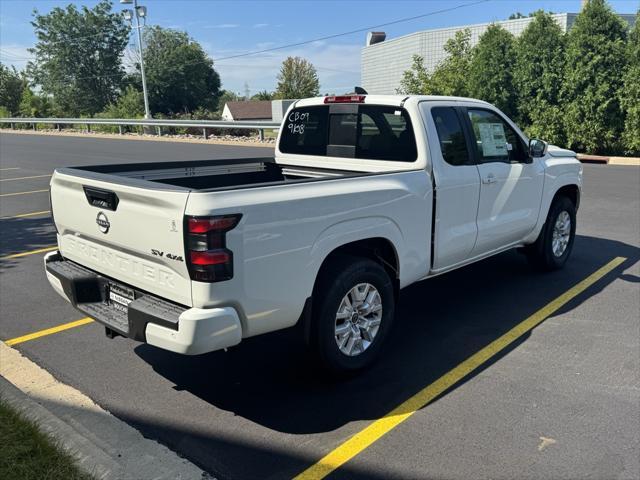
top-left (50, 170), bottom-right (192, 307)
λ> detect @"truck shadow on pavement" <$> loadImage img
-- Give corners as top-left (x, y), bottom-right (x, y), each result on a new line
top-left (134, 235), bottom-right (638, 434)
top-left (132, 235), bottom-right (638, 466)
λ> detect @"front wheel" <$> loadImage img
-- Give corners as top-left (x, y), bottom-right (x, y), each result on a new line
top-left (525, 195), bottom-right (576, 271)
top-left (310, 257), bottom-right (395, 373)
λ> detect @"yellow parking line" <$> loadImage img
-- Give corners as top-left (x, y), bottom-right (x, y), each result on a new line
top-left (0, 174), bottom-right (50, 182)
top-left (5, 317), bottom-right (94, 346)
top-left (1, 246), bottom-right (57, 260)
top-left (294, 256), bottom-right (627, 480)
top-left (0, 189), bottom-right (49, 197)
top-left (0, 210), bottom-right (50, 220)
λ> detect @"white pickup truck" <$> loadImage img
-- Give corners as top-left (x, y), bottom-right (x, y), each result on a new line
top-left (45, 95), bottom-right (582, 372)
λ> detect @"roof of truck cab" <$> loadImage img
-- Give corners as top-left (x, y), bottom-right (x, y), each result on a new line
top-left (293, 95), bottom-right (492, 108)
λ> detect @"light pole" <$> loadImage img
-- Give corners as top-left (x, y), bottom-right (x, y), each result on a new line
top-left (121, 0), bottom-right (151, 119)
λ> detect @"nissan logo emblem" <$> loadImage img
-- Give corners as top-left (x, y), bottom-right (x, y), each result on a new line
top-left (96, 211), bottom-right (110, 234)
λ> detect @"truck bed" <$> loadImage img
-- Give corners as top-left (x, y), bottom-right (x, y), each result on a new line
top-left (62, 158), bottom-right (355, 192)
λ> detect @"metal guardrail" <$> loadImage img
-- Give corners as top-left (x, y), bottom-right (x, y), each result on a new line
top-left (0, 117), bottom-right (281, 140)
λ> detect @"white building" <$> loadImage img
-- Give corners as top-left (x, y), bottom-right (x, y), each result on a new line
top-left (361, 12), bottom-right (637, 95)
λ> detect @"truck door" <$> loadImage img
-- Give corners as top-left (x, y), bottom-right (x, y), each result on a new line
top-left (464, 108), bottom-right (545, 256)
top-left (421, 103), bottom-right (480, 270)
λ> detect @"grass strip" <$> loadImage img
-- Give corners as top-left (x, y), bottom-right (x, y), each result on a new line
top-left (0, 398), bottom-right (94, 480)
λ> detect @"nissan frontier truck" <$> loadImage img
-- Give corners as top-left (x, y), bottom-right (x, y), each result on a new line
top-left (45, 95), bottom-right (582, 372)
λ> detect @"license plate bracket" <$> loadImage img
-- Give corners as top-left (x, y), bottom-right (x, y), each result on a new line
top-left (108, 282), bottom-right (135, 313)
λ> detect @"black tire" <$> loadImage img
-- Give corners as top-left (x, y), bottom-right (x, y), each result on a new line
top-left (310, 256), bottom-right (395, 373)
top-left (525, 195), bottom-right (576, 271)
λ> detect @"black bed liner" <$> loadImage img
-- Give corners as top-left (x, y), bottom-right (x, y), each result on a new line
top-left (73, 157), bottom-right (275, 174)
top-left (57, 157), bottom-right (364, 192)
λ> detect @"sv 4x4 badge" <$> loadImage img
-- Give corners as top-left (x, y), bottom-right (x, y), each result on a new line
top-left (151, 249), bottom-right (184, 262)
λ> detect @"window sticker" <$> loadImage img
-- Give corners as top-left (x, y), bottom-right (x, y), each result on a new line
top-left (287, 110), bottom-right (310, 135)
top-left (478, 123), bottom-right (507, 156)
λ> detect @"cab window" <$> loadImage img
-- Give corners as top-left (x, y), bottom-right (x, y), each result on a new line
top-left (356, 105), bottom-right (417, 161)
top-left (466, 109), bottom-right (527, 163)
top-left (279, 105), bottom-right (417, 162)
top-left (278, 106), bottom-right (328, 156)
top-left (431, 107), bottom-right (472, 166)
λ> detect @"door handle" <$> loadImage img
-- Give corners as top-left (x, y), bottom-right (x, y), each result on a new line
top-left (482, 173), bottom-right (496, 185)
top-left (83, 186), bottom-right (119, 210)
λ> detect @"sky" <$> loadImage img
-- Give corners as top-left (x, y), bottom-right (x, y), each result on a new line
top-left (1, 0), bottom-right (638, 95)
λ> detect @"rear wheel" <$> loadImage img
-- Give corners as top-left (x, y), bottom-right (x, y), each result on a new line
top-left (310, 256), bottom-right (394, 373)
top-left (525, 195), bottom-right (576, 270)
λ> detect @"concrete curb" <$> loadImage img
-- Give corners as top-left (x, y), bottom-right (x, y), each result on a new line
top-left (577, 153), bottom-right (640, 165)
top-left (0, 342), bottom-right (208, 480)
top-left (608, 156), bottom-right (640, 166)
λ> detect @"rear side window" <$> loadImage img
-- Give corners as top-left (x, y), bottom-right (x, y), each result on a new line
top-left (279, 104), bottom-right (417, 162)
top-left (431, 107), bottom-right (472, 166)
top-left (357, 105), bottom-right (417, 161)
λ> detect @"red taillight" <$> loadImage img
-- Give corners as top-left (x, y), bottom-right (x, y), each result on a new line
top-left (190, 250), bottom-right (230, 266)
top-left (185, 214), bottom-right (241, 282)
top-left (188, 216), bottom-right (239, 233)
top-left (324, 95), bottom-right (366, 104)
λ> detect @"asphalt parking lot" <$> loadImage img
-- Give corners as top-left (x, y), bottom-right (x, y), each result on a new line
top-left (1, 132), bottom-right (639, 480)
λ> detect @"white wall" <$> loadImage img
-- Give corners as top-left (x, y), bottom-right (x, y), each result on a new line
top-left (361, 14), bottom-right (572, 95)
top-left (221, 104), bottom-right (234, 121)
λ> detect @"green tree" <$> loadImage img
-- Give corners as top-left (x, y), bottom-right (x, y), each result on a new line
top-left (27, 0), bottom-right (130, 116)
top-left (130, 26), bottom-right (221, 115)
top-left (513, 11), bottom-right (566, 144)
top-left (508, 10), bottom-right (553, 19)
top-left (398, 29), bottom-right (473, 96)
top-left (468, 24), bottom-right (517, 118)
top-left (18, 86), bottom-right (51, 117)
top-left (397, 55), bottom-right (431, 94)
top-left (94, 85), bottom-right (143, 133)
top-left (429, 29), bottom-right (473, 96)
top-left (0, 64), bottom-right (25, 115)
top-left (100, 85), bottom-right (144, 118)
top-left (274, 57), bottom-right (320, 99)
top-left (562, 0), bottom-right (628, 154)
top-left (619, 10), bottom-right (640, 155)
top-left (252, 90), bottom-right (274, 101)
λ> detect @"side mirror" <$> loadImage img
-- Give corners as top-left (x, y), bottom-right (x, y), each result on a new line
top-left (529, 138), bottom-right (548, 158)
